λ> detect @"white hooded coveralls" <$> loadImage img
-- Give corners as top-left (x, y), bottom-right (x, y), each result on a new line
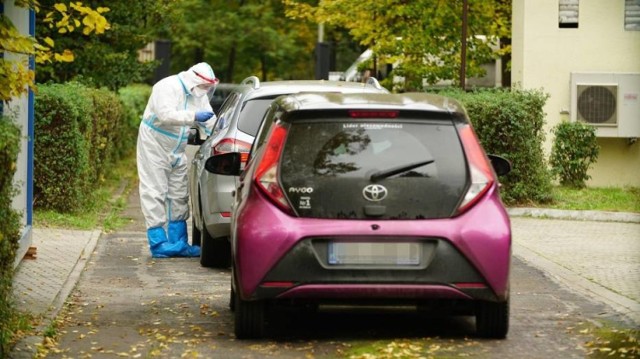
top-left (137, 63), bottom-right (217, 230)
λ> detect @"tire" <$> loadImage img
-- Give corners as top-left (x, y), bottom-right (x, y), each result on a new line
top-left (229, 284), bottom-right (236, 312)
top-left (199, 224), bottom-right (231, 268)
top-left (475, 298), bottom-right (509, 339)
top-left (234, 294), bottom-right (265, 339)
top-left (191, 216), bottom-right (201, 247)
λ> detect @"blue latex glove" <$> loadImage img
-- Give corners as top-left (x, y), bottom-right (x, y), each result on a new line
top-left (195, 111), bottom-right (214, 122)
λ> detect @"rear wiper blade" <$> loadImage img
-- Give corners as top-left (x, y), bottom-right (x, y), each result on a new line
top-left (369, 159), bottom-right (435, 182)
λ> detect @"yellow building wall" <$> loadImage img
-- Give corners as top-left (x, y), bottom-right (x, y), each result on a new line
top-left (512, 0), bottom-right (640, 187)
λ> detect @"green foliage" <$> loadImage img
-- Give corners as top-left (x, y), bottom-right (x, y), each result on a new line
top-left (117, 84), bottom-right (150, 159)
top-left (1, 1), bottom-right (110, 103)
top-left (36, 0), bottom-right (174, 90)
top-left (550, 122), bottom-right (599, 188)
top-left (439, 88), bottom-right (553, 204)
top-left (0, 117), bottom-right (23, 357)
top-left (285, 0), bottom-right (511, 90)
top-left (34, 82), bottom-right (91, 211)
top-left (171, 0), bottom-right (316, 82)
top-left (34, 82), bottom-right (145, 212)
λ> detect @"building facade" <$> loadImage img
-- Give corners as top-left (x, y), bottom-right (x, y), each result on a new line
top-left (512, 0), bottom-right (640, 187)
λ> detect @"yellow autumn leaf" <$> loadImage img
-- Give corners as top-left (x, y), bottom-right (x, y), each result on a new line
top-left (54, 49), bottom-right (74, 62)
top-left (58, 27), bottom-right (68, 34)
top-left (54, 3), bottom-right (67, 12)
top-left (43, 37), bottom-right (54, 47)
top-left (35, 52), bottom-right (51, 64)
top-left (97, 7), bottom-right (110, 13)
top-left (74, 19), bottom-right (81, 27)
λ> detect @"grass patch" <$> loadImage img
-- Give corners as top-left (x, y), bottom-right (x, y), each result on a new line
top-left (583, 325), bottom-right (639, 358)
top-left (0, 310), bottom-right (33, 357)
top-left (338, 338), bottom-right (483, 358)
top-left (34, 154), bottom-right (138, 230)
top-left (523, 186), bottom-right (640, 213)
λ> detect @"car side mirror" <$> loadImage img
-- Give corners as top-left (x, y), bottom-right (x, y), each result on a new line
top-left (205, 152), bottom-right (242, 176)
top-left (187, 128), bottom-right (205, 146)
top-left (488, 155), bottom-right (511, 176)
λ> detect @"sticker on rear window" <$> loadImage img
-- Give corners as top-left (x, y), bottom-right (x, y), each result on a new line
top-left (343, 123), bottom-right (403, 130)
top-left (299, 196), bottom-right (311, 209)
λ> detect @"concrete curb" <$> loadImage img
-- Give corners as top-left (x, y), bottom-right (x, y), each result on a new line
top-left (48, 229), bottom-right (102, 319)
top-left (508, 207), bottom-right (640, 223)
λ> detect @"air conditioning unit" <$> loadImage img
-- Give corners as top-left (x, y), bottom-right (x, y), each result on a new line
top-left (570, 73), bottom-right (640, 138)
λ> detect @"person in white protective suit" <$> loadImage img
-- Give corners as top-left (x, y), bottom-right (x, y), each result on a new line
top-left (137, 62), bottom-right (219, 258)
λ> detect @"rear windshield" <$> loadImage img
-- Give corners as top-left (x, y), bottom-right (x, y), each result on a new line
top-left (279, 117), bottom-right (468, 219)
top-left (237, 98), bottom-right (278, 136)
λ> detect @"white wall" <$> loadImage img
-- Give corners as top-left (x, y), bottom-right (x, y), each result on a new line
top-left (512, 0), bottom-right (640, 187)
top-left (4, 1), bottom-right (33, 267)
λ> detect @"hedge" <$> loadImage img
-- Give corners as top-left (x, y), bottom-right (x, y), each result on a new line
top-left (34, 83), bottom-right (93, 211)
top-left (34, 82), bottom-right (150, 212)
top-left (437, 88), bottom-right (553, 204)
top-left (0, 117), bottom-right (23, 356)
top-left (117, 84), bottom-right (151, 159)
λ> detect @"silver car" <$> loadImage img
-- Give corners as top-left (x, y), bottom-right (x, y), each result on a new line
top-left (188, 76), bottom-right (388, 268)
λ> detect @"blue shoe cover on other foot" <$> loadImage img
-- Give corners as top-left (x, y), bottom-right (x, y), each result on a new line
top-left (179, 245), bottom-right (201, 257)
top-left (168, 220), bottom-right (188, 243)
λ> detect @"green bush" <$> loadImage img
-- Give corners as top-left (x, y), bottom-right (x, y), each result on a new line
top-left (436, 88), bottom-right (553, 205)
top-left (34, 83), bottom-right (92, 212)
top-left (0, 117), bottom-right (23, 357)
top-left (117, 84), bottom-right (151, 159)
top-left (34, 82), bottom-right (148, 212)
top-left (550, 121), bottom-right (599, 188)
top-left (88, 88), bottom-right (126, 183)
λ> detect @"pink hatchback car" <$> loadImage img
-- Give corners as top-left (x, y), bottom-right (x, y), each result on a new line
top-left (205, 92), bottom-right (512, 339)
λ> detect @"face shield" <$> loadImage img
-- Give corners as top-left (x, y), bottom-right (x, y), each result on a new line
top-left (191, 68), bottom-right (219, 98)
top-left (192, 83), bottom-right (217, 98)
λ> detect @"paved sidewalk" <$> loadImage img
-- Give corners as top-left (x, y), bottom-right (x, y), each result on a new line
top-left (8, 206), bottom-right (640, 357)
top-left (10, 228), bottom-right (101, 357)
top-left (510, 215), bottom-right (640, 327)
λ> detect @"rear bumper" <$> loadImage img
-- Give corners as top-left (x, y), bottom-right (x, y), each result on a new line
top-left (233, 186), bottom-right (511, 302)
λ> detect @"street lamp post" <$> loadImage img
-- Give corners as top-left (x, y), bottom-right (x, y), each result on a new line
top-left (460, 0), bottom-right (468, 90)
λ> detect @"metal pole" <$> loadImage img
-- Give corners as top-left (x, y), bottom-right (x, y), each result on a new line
top-left (460, 0), bottom-right (468, 90)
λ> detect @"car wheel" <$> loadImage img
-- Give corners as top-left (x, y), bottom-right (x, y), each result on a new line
top-left (191, 216), bottom-right (201, 247)
top-left (199, 220), bottom-right (231, 268)
top-left (475, 298), bottom-right (509, 339)
top-left (234, 294), bottom-right (265, 339)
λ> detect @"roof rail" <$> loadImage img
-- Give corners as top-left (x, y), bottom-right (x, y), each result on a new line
top-left (241, 76), bottom-right (260, 89)
top-left (366, 77), bottom-right (383, 90)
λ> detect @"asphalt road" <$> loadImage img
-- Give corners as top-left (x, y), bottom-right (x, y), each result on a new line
top-left (42, 219), bottom-right (612, 358)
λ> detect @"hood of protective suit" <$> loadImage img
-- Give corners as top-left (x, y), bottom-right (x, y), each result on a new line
top-left (179, 62), bottom-right (218, 98)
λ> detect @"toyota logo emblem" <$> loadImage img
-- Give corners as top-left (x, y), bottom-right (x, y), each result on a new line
top-left (362, 184), bottom-right (388, 202)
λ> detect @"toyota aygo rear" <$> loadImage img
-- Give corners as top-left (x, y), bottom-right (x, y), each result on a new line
top-left (205, 92), bottom-right (512, 339)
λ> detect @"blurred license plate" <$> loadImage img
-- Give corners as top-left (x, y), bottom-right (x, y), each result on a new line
top-left (328, 242), bottom-right (420, 266)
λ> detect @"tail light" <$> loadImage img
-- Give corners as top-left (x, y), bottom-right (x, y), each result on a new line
top-left (212, 138), bottom-right (251, 164)
top-left (456, 125), bottom-right (495, 214)
top-left (254, 123), bottom-right (293, 213)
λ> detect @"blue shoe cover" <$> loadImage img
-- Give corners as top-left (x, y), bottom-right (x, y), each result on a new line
top-left (148, 227), bottom-right (169, 257)
top-left (179, 244), bottom-right (201, 257)
top-left (148, 226), bottom-right (185, 258)
top-left (168, 220), bottom-right (188, 243)
top-left (149, 224), bottom-right (200, 258)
